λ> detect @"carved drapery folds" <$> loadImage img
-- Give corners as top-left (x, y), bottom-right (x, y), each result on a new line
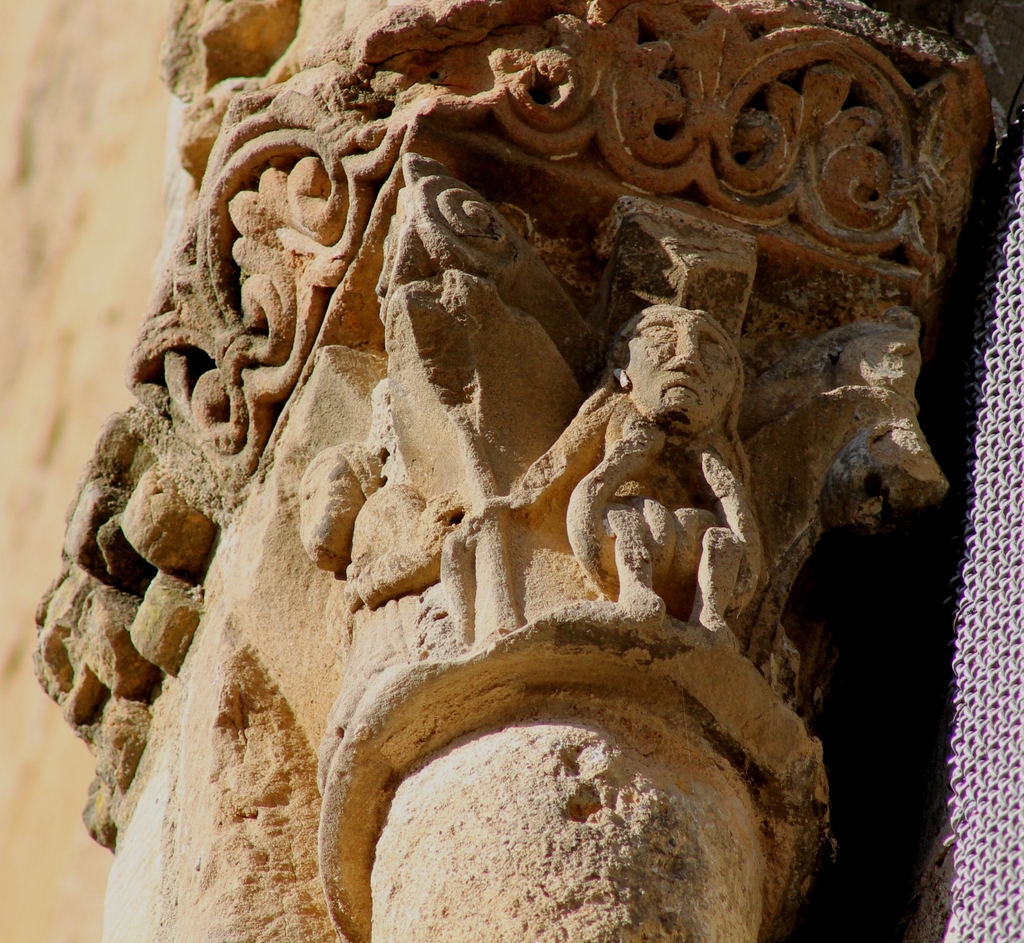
top-left (37, 1), bottom-right (990, 940)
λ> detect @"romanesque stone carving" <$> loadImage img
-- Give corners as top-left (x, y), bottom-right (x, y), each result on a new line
top-left (35, 1), bottom-right (991, 940)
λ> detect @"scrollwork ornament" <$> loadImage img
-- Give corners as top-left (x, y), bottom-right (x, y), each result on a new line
top-left (490, 15), bottom-right (598, 155)
top-left (125, 1), bottom-right (986, 499)
top-left (130, 66), bottom-right (405, 491)
top-left (371, 1), bottom-right (954, 264)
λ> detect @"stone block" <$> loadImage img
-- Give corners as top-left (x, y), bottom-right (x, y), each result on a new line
top-left (82, 587), bottom-right (159, 701)
top-left (129, 572), bottom-right (201, 676)
top-left (122, 466), bottom-right (216, 578)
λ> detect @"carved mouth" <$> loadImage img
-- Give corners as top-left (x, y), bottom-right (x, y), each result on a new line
top-left (661, 379), bottom-right (700, 401)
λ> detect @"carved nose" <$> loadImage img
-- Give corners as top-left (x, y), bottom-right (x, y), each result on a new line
top-left (668, 341), bottom-right (703, 377)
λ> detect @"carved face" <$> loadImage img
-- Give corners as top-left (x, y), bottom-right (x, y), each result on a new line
top-left (624, 307), bottom-right (738, 430)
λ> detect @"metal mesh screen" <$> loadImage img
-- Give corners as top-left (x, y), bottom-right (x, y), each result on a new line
top-left (950, 112), bottom-right (1024, 941)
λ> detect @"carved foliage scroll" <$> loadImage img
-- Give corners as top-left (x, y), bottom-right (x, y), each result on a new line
top-left (361, 0), bottom-right (977, 264)
top-left (130, 71), bottom-right (403, 490)
top-left (127, 1), bottom-right (986, 495)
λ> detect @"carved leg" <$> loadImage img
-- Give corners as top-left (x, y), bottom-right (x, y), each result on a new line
top-left (441, 509), bottom-right (521, 643)
top-left (606, 504), bottom-right (666, 624)
top-left (690, 528), bottom-right (743, 632)
top-left (472, 509), bottom-right (522, 637)
top-left (441, 529), bottom-right (477, 646)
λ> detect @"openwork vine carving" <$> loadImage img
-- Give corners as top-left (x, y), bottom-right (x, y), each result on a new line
top-left (124, 0), bottom-right (983, 492)
top-left (358, 0), bottom-right (974, 264)
top-left (486, 7), bottom-right (928, 259)
top-left (130, 74), bottom-right (404, 486)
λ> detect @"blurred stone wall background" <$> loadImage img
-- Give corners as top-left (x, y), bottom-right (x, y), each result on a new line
top-left (0, 2), bottom-right (169, 940)
top-left (0, 2), bottom-right (1021, 942)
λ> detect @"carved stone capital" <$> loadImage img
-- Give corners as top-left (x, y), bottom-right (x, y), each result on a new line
top-left (36, 3), bottom-right (990, 941)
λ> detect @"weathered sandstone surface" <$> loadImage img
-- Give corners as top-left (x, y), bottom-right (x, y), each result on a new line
top-left (5, 1), bottom-right (1023, 942)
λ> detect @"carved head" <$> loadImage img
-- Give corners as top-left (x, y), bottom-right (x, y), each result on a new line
top-left (617, 305), bottom-right (741, 432)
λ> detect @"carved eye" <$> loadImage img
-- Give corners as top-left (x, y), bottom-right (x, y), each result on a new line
top-left (698, 337), bottom-right (733, 378)
top-left (639, 326), bottom-right (676, 362)
top-left (437, 188), bottom-right (506, 245)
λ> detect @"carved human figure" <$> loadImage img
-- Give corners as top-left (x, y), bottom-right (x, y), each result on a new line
top-left (301, 302), bottom-right (758, 643)
top-left (509, 304), bottom-right (760, 631)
